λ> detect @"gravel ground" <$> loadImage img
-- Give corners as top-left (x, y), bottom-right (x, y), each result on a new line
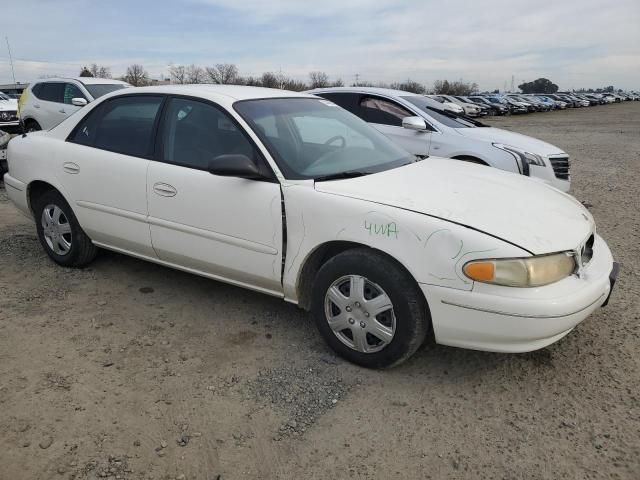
top-left (0, 103), bottom-right (639, 480)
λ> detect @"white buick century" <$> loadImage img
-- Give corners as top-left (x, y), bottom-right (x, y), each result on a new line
top-left (3, 86), bottom-right (618, 368)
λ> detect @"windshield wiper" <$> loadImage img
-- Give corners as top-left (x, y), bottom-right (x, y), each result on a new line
top-left (314, 171), bottom-right (370, 182)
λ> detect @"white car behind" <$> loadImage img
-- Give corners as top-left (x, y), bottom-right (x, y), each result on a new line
top-left (310, 87), bottom-right (571, 192)
top-left (18, 77), bottom-right (130, 131)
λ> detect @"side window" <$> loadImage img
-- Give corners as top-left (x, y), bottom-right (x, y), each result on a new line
top-left (63, 83), bottom-right (86, 104)
top-left (360, 96), bottom-right (412, 127)
top-left (38, 82), bottom-right (65, 103)
top-left (68, 105), bottom-right (103, 146)
top-left (69, 96), bottom-right (163, 157)
top-left (316, 93), bottom-right (362, 116)
top-left (31, 83), bottom-right (43, 98)
top-left (161, 97), bottom-right (259, 171)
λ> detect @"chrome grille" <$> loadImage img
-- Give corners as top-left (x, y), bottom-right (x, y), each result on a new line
top-left (549, 156), bottom-right (570, 180)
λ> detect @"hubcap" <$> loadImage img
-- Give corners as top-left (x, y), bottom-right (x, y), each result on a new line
top-left (41, 204), bottom-right (72, 256)
top-left (324, 275), bottom-right (396, 353)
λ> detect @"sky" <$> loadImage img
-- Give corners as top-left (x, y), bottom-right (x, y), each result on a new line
top-left (1, 0), bottom-right (639, 91)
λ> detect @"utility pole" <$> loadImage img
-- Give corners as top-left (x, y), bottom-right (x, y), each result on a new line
top-left (354, 73), bottom-right (360, 86)
top-left (5, 37), bottom-right (17, 86)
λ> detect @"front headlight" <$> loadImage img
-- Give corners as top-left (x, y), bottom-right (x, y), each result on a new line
top-left (463, 252), bottom-right (576, 287)
top-left (492, 143), bottom-right (546, 175)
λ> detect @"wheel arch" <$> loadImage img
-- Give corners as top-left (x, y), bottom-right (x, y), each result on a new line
top-left (27, 180), bottom-right (69, 217)
top-left (295, 240), bottom-right (426, 311)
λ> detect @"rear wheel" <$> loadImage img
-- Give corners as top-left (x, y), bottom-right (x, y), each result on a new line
top-left (33, 190), bottom-right (97, 267)
top-left (312, 248), bottom-right (430, 368)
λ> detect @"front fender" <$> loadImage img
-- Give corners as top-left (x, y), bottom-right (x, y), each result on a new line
top-left (281, 183), bottom-right (528, 304)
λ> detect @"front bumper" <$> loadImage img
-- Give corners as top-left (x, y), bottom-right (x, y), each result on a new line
top-left (421, 234), bottom-right (615, 353)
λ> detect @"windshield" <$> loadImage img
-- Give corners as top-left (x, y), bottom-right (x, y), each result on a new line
top-left (402, 96), bottom-right (480, 128)
top-left (234, 98), bottom-right (414, 180)
top-left (83, 83), bottom-right (127, 99)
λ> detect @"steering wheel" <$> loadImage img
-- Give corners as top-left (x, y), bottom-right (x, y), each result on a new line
top-left (324, 135), bottom-right (346, 148)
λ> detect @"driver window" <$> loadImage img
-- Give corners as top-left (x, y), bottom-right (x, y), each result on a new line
top-left (161, 98), bottom-right (258, 170)
top-left (64, 83), bottom-right (86, 104)
top-left (360, 97), bottom-right (412, 127)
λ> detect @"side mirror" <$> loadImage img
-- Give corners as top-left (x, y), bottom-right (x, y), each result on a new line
top-left (207, 154), bottom-right (264, 180)
top-left (71, 98), bottom-right (88, 107)
top-left (402, 116), bottom-right (428, 131)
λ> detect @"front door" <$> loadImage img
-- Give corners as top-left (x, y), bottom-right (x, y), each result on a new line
top-left (360, 95), bottom-right (430, 157)
top-left (147, 96), bottom-right (283, 294)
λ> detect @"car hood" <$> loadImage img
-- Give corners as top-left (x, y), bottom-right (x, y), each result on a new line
top-left (454, 127), bottom-right (566, 156)
top-left (314, 159), bottom-right (592, 255)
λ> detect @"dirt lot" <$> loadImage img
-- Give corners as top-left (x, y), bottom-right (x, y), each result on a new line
top-left (1, 103), bottom-right (639, 480)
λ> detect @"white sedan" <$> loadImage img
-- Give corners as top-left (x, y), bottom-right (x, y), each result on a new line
top-left (3, 85), bottom-right (617, 367)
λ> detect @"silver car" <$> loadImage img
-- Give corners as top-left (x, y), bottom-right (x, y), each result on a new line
top-left (308, 87), bottom-right (570, 192)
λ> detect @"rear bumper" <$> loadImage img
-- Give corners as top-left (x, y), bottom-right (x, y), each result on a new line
top-left (3, 173), bottom-right (30, 216)
top-left (421, 234), bottom-right (614, 353)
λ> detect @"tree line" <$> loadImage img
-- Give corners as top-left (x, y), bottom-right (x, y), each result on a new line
top-left (79, 63), bottom-right (483, 95)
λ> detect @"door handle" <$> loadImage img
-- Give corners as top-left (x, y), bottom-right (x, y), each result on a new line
top-left (63, 162), bottom-right (80, 174)
top-left (153, 182), bottom-right (177, 197)
top-left (59, 109), bottom-right (66, 114)
top-left (34, 104), bottom-right (40, 109)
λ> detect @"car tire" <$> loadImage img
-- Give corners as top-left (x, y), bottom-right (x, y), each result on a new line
top-left (25, 120), bottom-right (41, 132)
top-left (311, 248), bottom-right (430, 368)
top-left (33, 189), bottom-right (97, 267)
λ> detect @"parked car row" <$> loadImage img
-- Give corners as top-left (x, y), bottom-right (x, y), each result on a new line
top-left (440, 91), bottom-right (639, 116)
top-left (2, 83), bottom-right (619, 367)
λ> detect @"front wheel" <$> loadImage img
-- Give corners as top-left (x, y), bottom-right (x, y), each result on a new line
top-left (25, 120), bottom-right (42, 132)
top-left (33, 190), bottom-right (97, 267)
top-left (312, 248), bottom-right (430, 368)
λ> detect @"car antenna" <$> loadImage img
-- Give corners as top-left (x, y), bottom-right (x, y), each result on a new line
top-left (5, 36), bottom-right (26, 137)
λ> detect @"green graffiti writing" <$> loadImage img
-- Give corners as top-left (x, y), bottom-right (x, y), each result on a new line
top-left (364, 220), bottom-right (399, 239)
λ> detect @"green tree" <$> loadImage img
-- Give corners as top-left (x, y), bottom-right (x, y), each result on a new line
top-left (518, 78), bottom-right (558, 94)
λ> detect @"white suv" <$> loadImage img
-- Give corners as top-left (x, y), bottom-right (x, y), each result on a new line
top-left (19, 77), bottom-right (130, 131)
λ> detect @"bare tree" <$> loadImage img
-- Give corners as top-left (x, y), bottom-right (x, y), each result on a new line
top-left (205, 64), bottom-right (239, 84)
top-left (331, 78), bottom-right (344, 87)
top-left (260, 72), bottom-right (280, 89)
top-left (89, 64), bottom-right (112, 78)
top-left (281, 77), bottom-right (308, 92)
top-left (186, 64), bottom-right (206, 84)
top-left (433, 79), bottom-right (478, 96)
top-left (390, 79), bottom-right (426, 94)
top-left (309, 71), bottom-right (330, 89)
top-left (169, 65), bottom-right (187, 84)
top-left (79, 67), bottom-right (93, 77)
top-left (123, 64), bottom-right (149, 86)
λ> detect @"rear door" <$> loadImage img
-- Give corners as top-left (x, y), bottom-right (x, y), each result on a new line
top-left (63, 94), bottom-right (165, 257)
top-left (146, 96), bottom-right (283, 294)
top-left (32, 82), bottom-right (67, 129)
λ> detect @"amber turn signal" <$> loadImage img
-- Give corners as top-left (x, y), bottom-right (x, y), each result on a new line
top-left (463, 261), bottom-right (495, 282)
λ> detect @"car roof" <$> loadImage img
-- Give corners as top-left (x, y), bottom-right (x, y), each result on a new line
top-left (307, 86), bottom-right (423, 98)
top-left (87, 84), bottom-right (318, 109)
top-left (125, 84), bottom-right (317, 102)
top-left (33, 77), bottom-right (130, 85)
